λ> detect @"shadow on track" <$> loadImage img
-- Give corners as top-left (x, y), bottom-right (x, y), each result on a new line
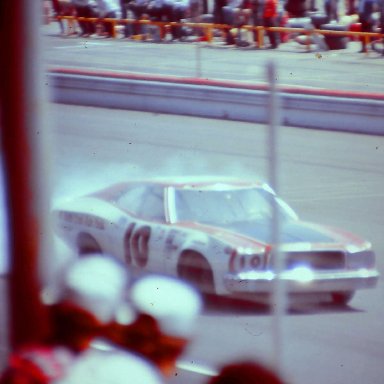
top-left (201, 293), bottom-right (363, 317)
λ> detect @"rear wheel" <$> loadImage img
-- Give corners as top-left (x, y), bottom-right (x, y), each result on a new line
top-left (77, 233), bottom-right (102, 256)
top-left (331, 291), bottom-right (355, 306)
top-left (177, 251), bottom-right (215, 294)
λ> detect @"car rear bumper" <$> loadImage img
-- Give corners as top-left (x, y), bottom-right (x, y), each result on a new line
top-left (224, 268), bottom-right (380, 294)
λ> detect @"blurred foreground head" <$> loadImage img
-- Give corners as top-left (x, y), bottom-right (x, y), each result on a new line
top-left (120, 275), bottom-right (202, 376)
top-left (42, 254), bottom-right (130, 352)
top-left (208, 360), bottom-right (286, 384)
top-left (54, 348), bottom-right (163, 384)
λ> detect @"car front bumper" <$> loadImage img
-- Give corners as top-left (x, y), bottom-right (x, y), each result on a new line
top-left (224, 267), bottom-right (380, 294)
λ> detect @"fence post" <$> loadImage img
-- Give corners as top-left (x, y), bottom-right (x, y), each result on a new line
top-left (205, 24), bottom-right (213, 43)
top-left (111, 19), bottom-right (117, 38)
top-left (257, 26), bottom-right (264, 48)
top-left (365, 34), bottom-right (370, 55)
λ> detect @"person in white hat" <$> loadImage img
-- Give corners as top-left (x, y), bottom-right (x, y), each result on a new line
top-left (42, 254), bottom-right (131, 353)
top-left (0, 254), bottom-right (132, 384)
top-left (47, 255), bottom-right (165, 384)
top-left (110, 274), bottom-right (202, 377)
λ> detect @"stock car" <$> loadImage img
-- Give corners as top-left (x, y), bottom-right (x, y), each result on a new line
top-left (52, 178), bottom-right (379, 305)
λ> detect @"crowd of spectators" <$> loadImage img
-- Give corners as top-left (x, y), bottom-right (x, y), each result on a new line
top-left (50, 0), bottom-right (200, 39)
top-left (49, 0), bottom-right (384, 51)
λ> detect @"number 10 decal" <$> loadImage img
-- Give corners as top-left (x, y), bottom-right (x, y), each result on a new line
top-left (124, 223), bottom-right (151, 268)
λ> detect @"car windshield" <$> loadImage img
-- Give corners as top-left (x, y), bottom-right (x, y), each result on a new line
top-left (173, 186), bottom-right (297, 226)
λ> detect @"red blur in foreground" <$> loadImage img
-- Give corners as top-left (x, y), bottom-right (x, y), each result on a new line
top-left (0, 1), bottom-right (50, 349)
top-left (208, 360), bottom-right (286, 384)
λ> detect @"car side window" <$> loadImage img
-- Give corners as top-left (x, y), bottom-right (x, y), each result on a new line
top-left (117, 185), bottom-right (165, 221)
top-left (117, 186), bottom-right (147, 215)
top-left (138, 186), bottom-right (165, 221)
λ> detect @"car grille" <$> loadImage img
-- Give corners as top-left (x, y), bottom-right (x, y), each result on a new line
top-left (346, 250), bottom-right (375, 269)
top-left (285, 251), bottom-right (345, 270)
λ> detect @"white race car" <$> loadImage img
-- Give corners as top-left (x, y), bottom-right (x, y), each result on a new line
top-left (52, 178), bottom-right (379, 305)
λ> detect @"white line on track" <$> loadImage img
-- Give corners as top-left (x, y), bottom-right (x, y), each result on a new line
top-left (289, 192), bottom-right (384, 202)
top-left (90, 340), bottom-right (218, 377)
top-left (53, 41), bottom-right (149, 49)
top-left (176, 360), bottom-right (218, 377)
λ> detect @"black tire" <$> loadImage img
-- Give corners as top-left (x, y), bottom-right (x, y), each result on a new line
top-left (77, 233), bottom-right (102, 256)
top-left (177, 251), bottom-right (215, 294)
top-left (331, 291), bottom-right (355, 306)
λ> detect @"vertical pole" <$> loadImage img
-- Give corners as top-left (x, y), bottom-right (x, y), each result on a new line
top-left (266, 61), bottom-right (286, 376)
top-left (380, 0), bottom-right (384, 56)
top-left (0, 165), bottom-right (10, 369)
top-left (196, 41), bottom-right (202, 78)
top-left (0, 0), bottom-right (52, 349)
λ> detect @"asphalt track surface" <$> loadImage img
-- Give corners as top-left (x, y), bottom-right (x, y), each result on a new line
top-left (48, 104), bottom-right (384, 384)
top-left (42, 23), bottom-right (384, 95)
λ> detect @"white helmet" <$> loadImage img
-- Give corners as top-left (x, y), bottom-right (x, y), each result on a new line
top-left (55, 348), bottom-right (163, 384)
top-left (42, 254), bottom-right (130, 324)
top-left (130, 275), bottom-right (202, 338)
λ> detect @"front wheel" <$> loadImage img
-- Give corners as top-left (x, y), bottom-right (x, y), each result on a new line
top-left (331, 291), bottom-right (355, 306)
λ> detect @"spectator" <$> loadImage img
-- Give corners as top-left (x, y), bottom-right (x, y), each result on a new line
top-left (284, 0), bottom-right (307, 17)
top-left (129, 0), bottom-right (151, 34)
top-left (262, 0), bottom-right (279, 48)
top-left (110, 275), bottom-right (202, 377)
top-left (222, 0), bottom-right (246, 44)
top-left (207, 360), bottom-right (286, 384)
top-left (346, 0), bottom-right (356, 14)
top-left (51, 0), bottom-right (65, 34)
top-left (379, 0), bottom-right (384, 31)
top-left (72, 0), bottom-right (96, 37)
top-left (213, 0), bottom-right (227, 24)
top-left (119, 0), bottom-right (131, 37)
top-left (42, 254), bottom-right (131, 353)
top-left (171, 0), bottom-right (191, 40)
top-left (0, 255), bottom-right (131, 384)
top-left (146, 0), bottom-right (174, 38)
top-left (250, 0), bottom-right (264, 44)
top-left (51, 0), bottom-right (77, 35)
top-left (375, 0), bottom-right (384, 56)
top-left (358, 0), bottom-right (376, 52)
top-left (0, 344), bottom-right (75, 384)
top-left (55, 348), bottom-right (163, 384)
top-left (95, 0), bottom-right (121, 37)
top-left (324, 0), bottom-right (339, 21)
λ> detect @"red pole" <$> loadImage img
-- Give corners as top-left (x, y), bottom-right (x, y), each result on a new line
top-left (0, 1), bottom-right (51, 349)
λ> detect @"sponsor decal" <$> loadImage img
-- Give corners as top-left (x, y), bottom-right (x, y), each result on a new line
top-left (59, 211), bottom-right (105, 230)
top-left (165, 229), bottom-right (179, 252)
top-left (124, 223), bottom-right (151, 268)
top-left (227, 247), bottom-right (264, 273)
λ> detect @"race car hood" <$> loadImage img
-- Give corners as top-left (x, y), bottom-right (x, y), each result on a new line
top-left (227, 219), bottom-right (368, 248)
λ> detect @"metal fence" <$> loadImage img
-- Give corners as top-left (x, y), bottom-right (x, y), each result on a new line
top-left (56, 15), bottom-right (383, 52)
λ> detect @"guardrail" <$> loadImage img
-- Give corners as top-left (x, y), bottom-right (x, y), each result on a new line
top-left (57, 15), bottom-right (383, 51)
top-left (50, 68), bottom-right (384, 135)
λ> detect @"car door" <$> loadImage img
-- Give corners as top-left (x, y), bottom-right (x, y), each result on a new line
top-left (119, 184), bottom-right (169, 274)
